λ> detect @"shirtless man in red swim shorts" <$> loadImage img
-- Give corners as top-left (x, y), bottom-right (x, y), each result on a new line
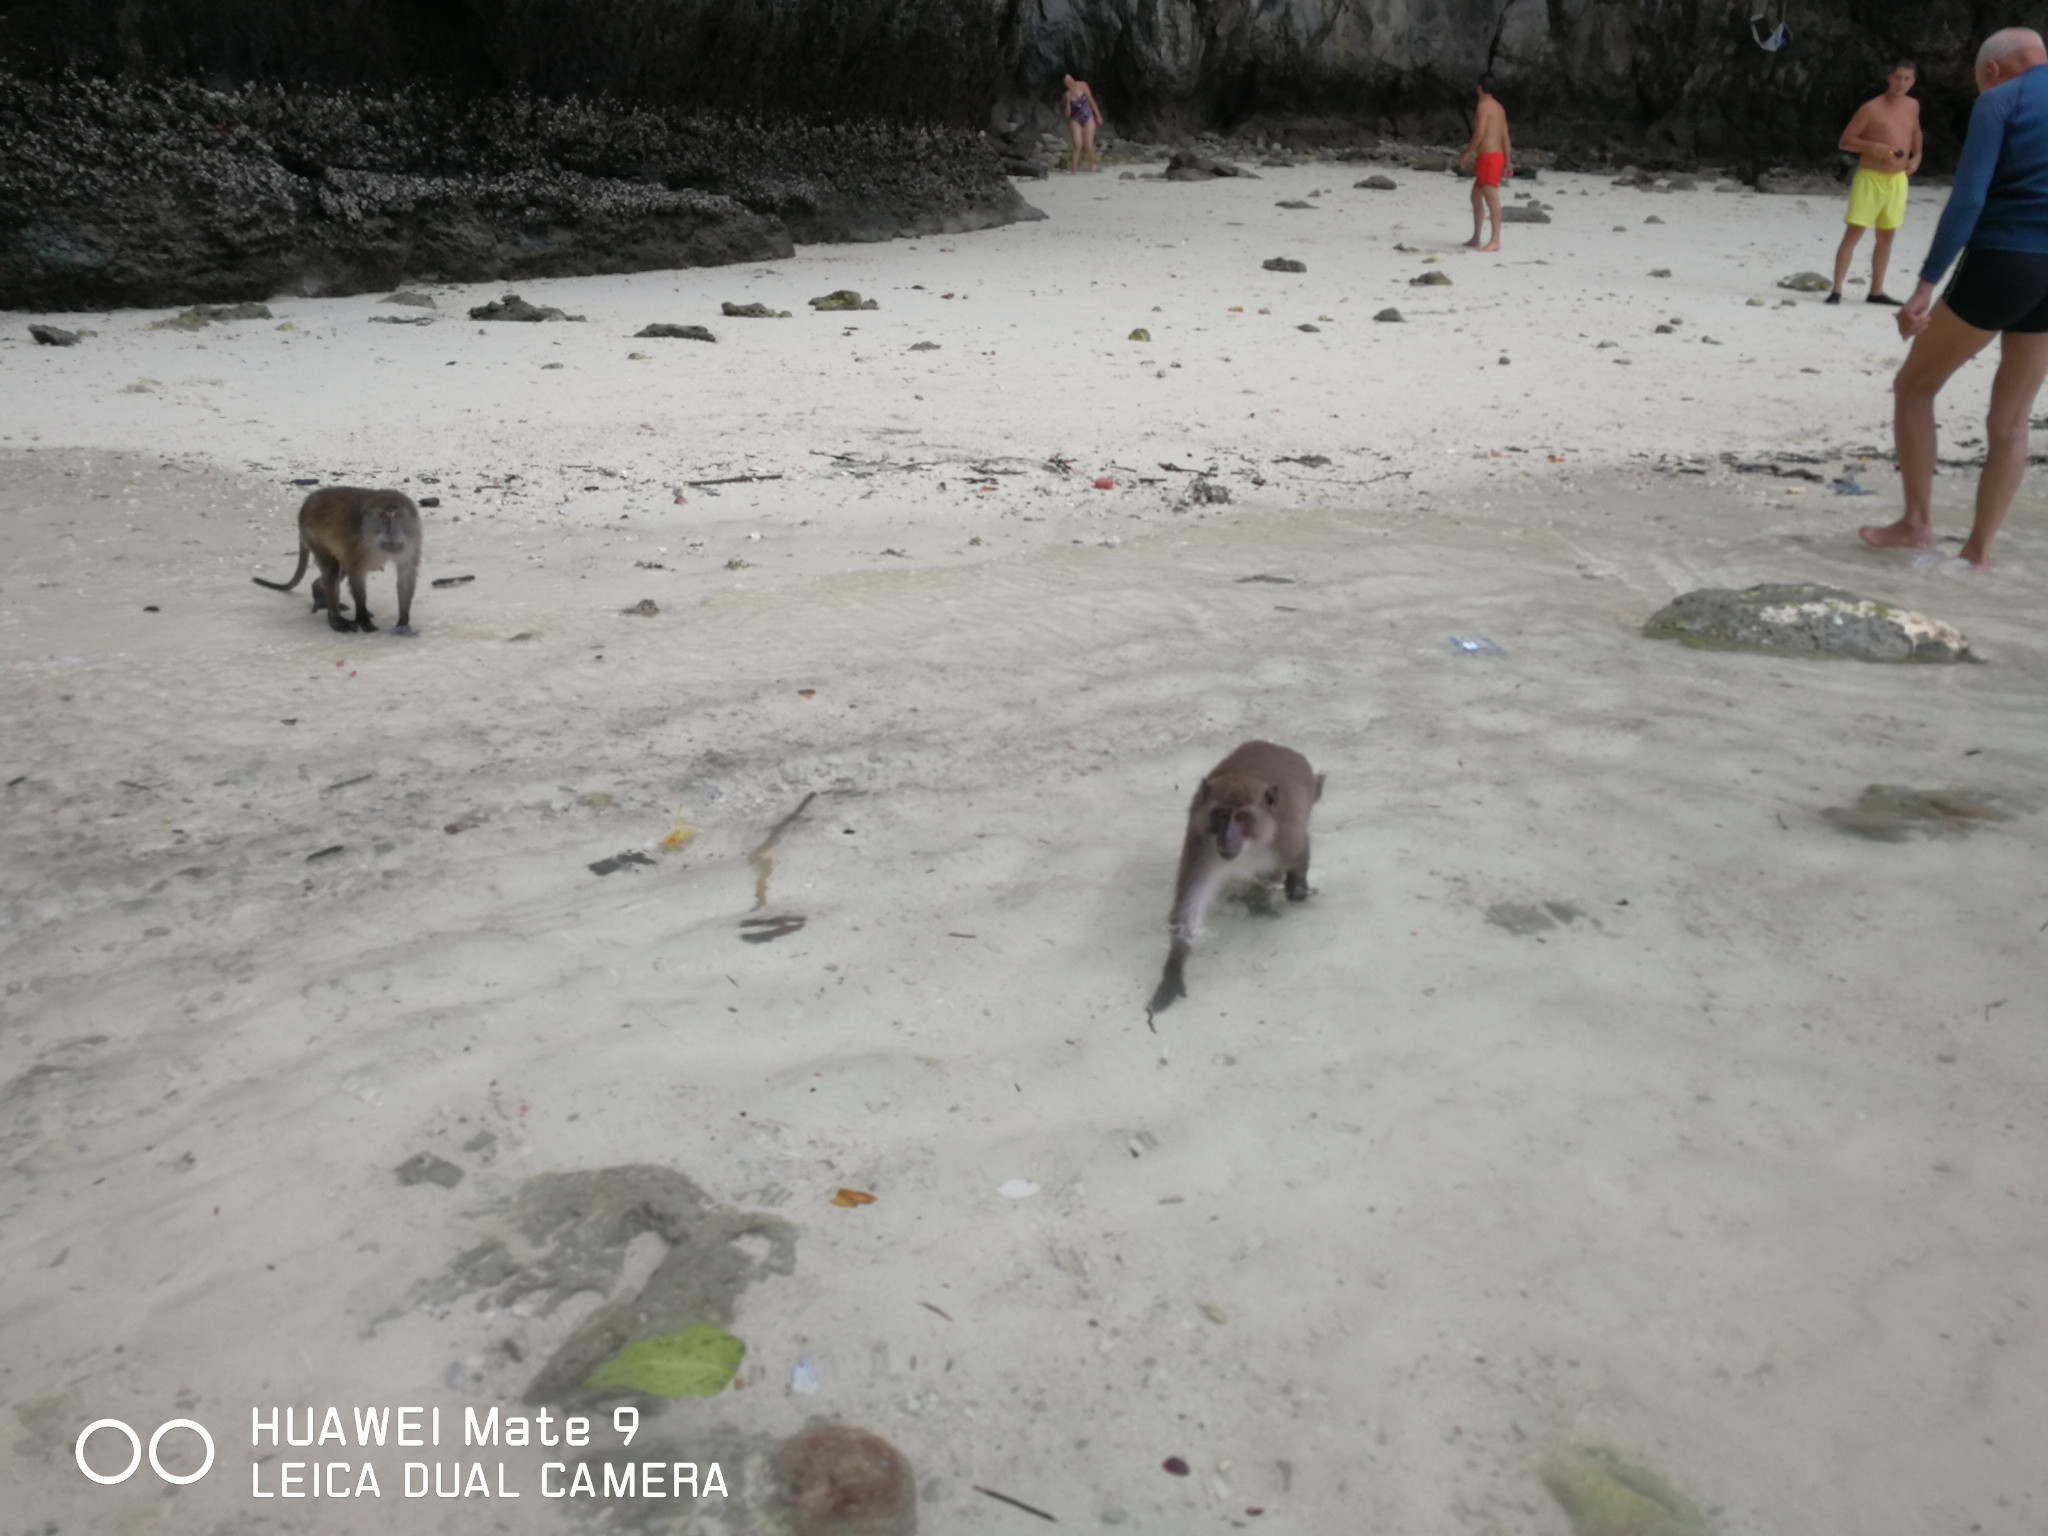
top-left (1459, 74), bottom-right (1512, 252)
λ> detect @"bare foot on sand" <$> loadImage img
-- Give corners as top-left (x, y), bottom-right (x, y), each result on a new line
top-left (1859, 519), bottom-right (1935, 550)
top-left (1479, 238), bottom-right (1501, 253)
top-left (1463, 236), bottom-right (1482, 248)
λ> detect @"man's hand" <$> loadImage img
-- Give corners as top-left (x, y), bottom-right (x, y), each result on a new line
top-left (1897, 280), bottom-right (1937, 339)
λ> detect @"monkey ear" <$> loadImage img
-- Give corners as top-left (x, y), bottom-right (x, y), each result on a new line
top-left (1198, 777), bottom-right (1212, 798)
top-left (1264, 785), bottom-right (1279, 807)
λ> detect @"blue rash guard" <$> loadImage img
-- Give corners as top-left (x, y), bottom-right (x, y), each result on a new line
top-left (1921, 63), bottom-right (2048, 282)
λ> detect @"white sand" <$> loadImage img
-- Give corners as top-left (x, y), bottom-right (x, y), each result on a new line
top-left (3, 165), bottom-right (2046, 1535)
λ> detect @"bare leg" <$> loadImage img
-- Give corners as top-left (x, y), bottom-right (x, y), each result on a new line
top-left (1068, 119), bottom-right (1081, 173)
top-left (1869, 227), bottom-right (1897, 299)
top-left (1479, 185), bottom-right (1502, 252)
top-left (1466, 180), bottom-right (1485, 247)
top-left (1962, 330), bottom-right (2048, 565)
top-left (1831, 225), bottom-right (1865, 298)
top-left (1082, 119), bottom-right (1098, 172)
top-left (1863, 303), bottom-right (1995, 550)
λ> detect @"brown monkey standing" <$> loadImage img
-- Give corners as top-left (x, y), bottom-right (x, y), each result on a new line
top-left (253, 487), bottom-right (423, 634)
top-left (1150, 740), bottom-right (1324, 1015)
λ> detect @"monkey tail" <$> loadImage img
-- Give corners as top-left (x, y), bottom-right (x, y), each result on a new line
top-left (252, 547), bottom-right (311, 593)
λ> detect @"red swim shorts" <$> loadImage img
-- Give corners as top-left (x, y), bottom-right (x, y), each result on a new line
top-left (1474, 152), bottom-right (1506, 188)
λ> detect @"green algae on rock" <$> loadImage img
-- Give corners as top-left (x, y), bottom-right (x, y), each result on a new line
top-left (1643, 583), bottom-right (1975, 662)
top-left (409, 1164), bottom-right (795, 1404)
top-left (810, 289), bottom-right (878, 310)
top-left (585, 1323), bottom-right (745, 1397)
top-left (1541, 1447), bottom-right (1712, 1536)
top-left (1486, 899), bottom-right (1589, 935)
top-left (1822, 785), bottom-right (2017, 841)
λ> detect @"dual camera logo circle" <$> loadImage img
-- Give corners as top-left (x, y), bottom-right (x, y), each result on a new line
top-left (75, 1419), bottom-right (216, 1485)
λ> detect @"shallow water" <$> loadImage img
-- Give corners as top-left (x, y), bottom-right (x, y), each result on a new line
top-left (2, 451), bottom-right (2044, 1534)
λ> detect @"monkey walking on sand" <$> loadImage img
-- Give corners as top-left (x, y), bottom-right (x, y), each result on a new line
top-left (1149, 740), bottom-right (1323, 1016)
top-left (253, 486), bottom-right (423, 634)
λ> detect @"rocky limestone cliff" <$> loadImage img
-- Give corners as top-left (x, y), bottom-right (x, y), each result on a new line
top-left (0, 74), bottom-right (1035, 310)
top-left (4, 0), bottom-right (2034, 167)
top-left (1007, 0), bottom-right (2026, 168)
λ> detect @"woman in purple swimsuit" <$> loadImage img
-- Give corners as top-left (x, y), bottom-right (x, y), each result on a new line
top-left (1061, 74), bottom-right (1105, 174)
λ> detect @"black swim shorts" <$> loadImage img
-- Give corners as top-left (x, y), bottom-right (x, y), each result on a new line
top-left (1941, 246), bottom-right (2048, 333)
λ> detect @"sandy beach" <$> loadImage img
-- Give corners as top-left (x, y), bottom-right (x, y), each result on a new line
top-left (4, 163), bottom-right (2046, 1536)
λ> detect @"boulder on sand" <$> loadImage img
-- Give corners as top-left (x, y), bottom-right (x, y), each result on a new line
top-left (1643, 583), bottom-right (1976, 662)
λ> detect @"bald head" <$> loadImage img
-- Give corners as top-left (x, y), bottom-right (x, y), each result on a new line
top-left (1976, 26), bottom-right (2048, 84)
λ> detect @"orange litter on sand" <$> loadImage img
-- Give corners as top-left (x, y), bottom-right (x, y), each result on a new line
top-left (1094, 476), bottom-right (1115, 490)
top-left (831, 1188), bottom-right (877, 1207)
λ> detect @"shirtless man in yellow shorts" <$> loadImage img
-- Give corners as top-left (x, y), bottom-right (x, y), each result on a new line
top-left (1829, 61), bottom-right (1923, 305)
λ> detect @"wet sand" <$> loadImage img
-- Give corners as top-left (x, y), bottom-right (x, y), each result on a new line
top-left (3, 165), bottom-right (2046, 1535)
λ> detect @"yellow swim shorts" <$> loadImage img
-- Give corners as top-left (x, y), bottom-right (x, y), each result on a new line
top-left (1845, 167), bottom-right (1907, 230)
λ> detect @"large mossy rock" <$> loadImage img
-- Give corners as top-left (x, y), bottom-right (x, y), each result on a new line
top-left (1644, 583), bottom-right (1975, 662)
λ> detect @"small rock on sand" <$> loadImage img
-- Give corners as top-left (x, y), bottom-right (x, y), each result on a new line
top-left (1166, 151), bottom-right (1254, 180)
top-left (1778, 271), bottom-right (1832, 292)
top-left (1356, 175), bottom-right (1397, 190)
top-left (1643, 583), bottom-right (1976, 662)
top-left (1501, 205), bottom-right (1550, 223)
top-left (1648, 267), bottom-right (1672, 277)
top-left (1758, 168), bottom-right (1841, 195)
top-left (722, 302), bottom-right (790, 318)
top-left (773, 1425), bottom-right (914, 1536)
top-left (1374, 307), bottom-right (1404, 322)
top-left (470, 294), bottom-right (584, 322)
top-left (908, 341), bottom-right (940, 351)
top-left (382, 291), bottom-right (436, 307)
top-left (636, 323), bottom-right (717, 341)
top-left (809, 290), bottom-right (878, 311)
top-left (1297, 323), bottom-right (1320, 332)
top-left (1276, 199), bottom-right (1315, 209)
top-left (395, 1153), bottom-right (465, 1189)
top-left (1129, 328), bottom-right (1151, 341)
top-left (1262, 257), bottom-right (1307, 273)
top-left (1410, 270), bottom-right (1452, 286)
top-left (148, 302), bottom-right (274, 330)
top-left (30, 324), bottom-right (80, 345)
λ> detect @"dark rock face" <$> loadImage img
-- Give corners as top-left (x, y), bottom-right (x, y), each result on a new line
top-left (0, 73), bottom-right (1037, 310)
top-left (1010, 0), bottom-right (1985, 168)
top-left (0, 0), bottom-right (1008, 125)
top-left (0, 1), bottom-right (1995, 287)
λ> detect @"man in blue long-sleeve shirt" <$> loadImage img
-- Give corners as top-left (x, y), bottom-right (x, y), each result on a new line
top-left (1862, 27), bottom-right (2048, 566)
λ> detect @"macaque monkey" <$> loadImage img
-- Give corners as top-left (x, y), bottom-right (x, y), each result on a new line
top-left (1149, 741), bottom-right (1323, 1015)
top-left (253, 487), bottom-right (422, 634)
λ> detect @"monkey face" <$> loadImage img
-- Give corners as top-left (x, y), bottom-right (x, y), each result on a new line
top-left (1202, 778), bottom-right (1280, 861)
top-left (364, 498), bottom-right (418, 554)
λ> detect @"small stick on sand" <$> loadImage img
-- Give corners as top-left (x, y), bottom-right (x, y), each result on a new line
top-left (746, 791), bottom-right (817, 910)
top-left (972, 1485), bottom-right (1058, 1521)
